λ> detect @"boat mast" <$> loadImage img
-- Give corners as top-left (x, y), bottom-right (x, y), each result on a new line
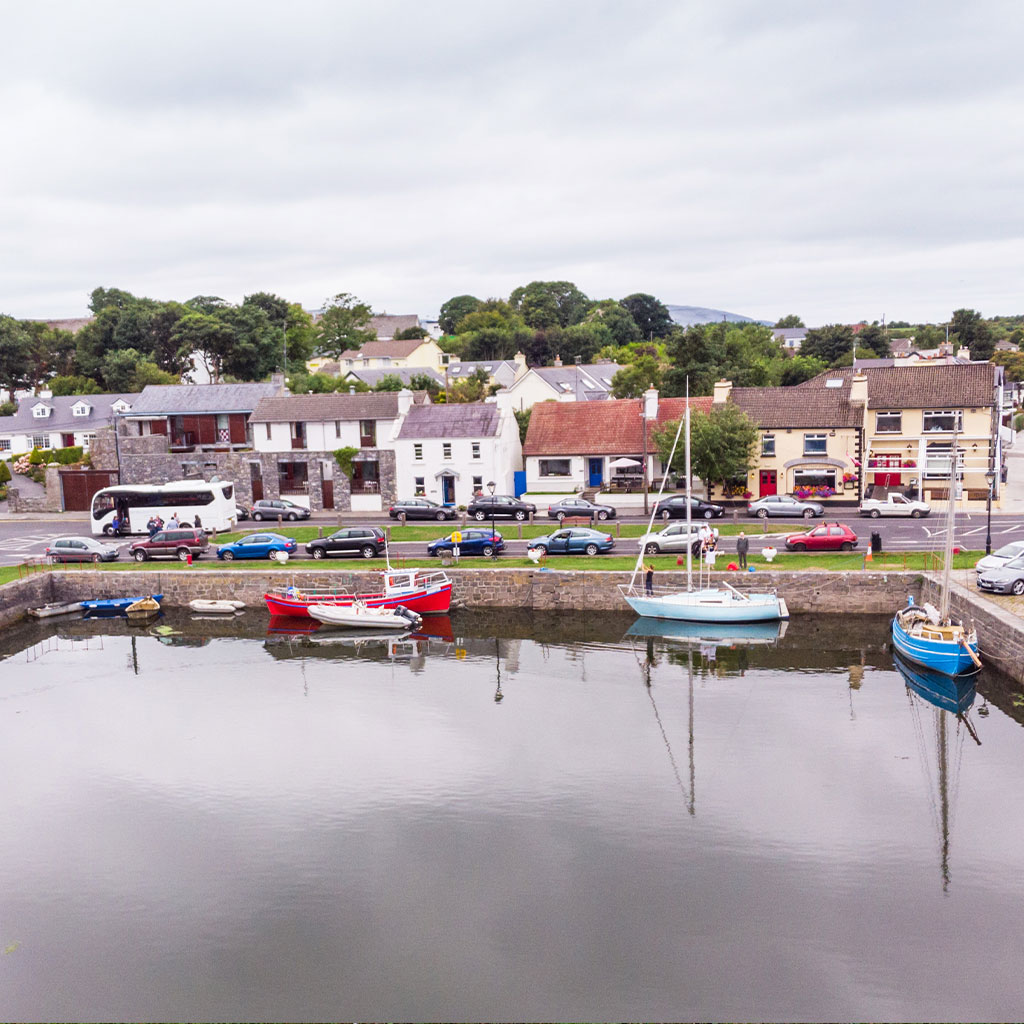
top-left (685, 381), bottom-right (692, 591)
top-left (939, 437), bottom-right (958, 620)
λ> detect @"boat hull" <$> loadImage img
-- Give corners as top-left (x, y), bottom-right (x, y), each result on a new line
top-left (891, 613), bottom-right (979, 677)
top-left (81, 594), bottom-right (164, 612)
top-left (623, 589), bottom-right (785, 623)
top-left (308, 604), bottom-right (421, 630)
top-left (264, 581), bottom-right (451, 618)
top-left (892, 651), bottom-right (977, 713)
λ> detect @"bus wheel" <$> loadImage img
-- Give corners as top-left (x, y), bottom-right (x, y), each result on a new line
top-left (103, 525), bottom-right (113, 536)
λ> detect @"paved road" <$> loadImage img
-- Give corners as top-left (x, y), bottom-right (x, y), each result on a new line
top-left (4, 513), bottom-right (1024, 566)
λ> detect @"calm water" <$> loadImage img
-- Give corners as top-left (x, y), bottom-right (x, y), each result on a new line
top-left (2, 608), bottom-right (1024, 1022)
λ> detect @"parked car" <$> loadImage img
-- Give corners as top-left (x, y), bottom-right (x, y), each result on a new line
top-left (45, 535), bottom-right (121, 563)
top-left (529, 527), bottom-right (616, 556)
top-left (975, 540), bottom-right (1024, 575)
top-left (304, 527), bottom-right (386, 560)
top-left (653, 494), bottom-right (724, 520)
top-left (977, 554), bottom-right (1024, 595)
top-left (217, 532), bottom-right (298, 560)
top-left (427, 529), bottom-right (504, 557)
top-left (129, 528), bottom-right (209, 562)
top-left (467, 494), bottom-right (537, 521)
top-left (748, 494), bottom-right (825, 519)
top-left (389, 498), bottom-right (457, 521)
top-left (251, 498), bottom-right (311, 521)
top-left (859, 493), bottom-right (931, 518)
top-left (636, 523), bottom-right (702, 556)
top-left (783, 523), bottom-right (858, 552)
top-left (546, 496), bottom-right (617, 522)
top-left (235, 504), bottom-right (250, 521)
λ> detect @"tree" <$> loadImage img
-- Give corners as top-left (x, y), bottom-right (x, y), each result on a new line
top-left (243, 291), bottom-right (290, 326)
top-left (514, 408), bottom-right (531, 445)
top-left (218, 304), bottom-right (281, 380)
top-left (100, 348), bottom-right (146, 392)
top-left (855, 324), bottom-right (891, 358)
top-left (654, 404), bottom-right (759, 493)
top-left (88, 286), bottom-right (135, 314)
top-left (393, 325), bottom-right (429, 340)
top-left (620, 293), bottom-right (675, 340)
top-left (951, 308), bottom-right (994, 360)
top-left (438, 294), bottom-right (482, 335)
top-left (48, 374), bottom-right (103, 396)
top-left (662, 323), bottom-right (728, 396)
top-left (509, 281), bottom-right (589, 329)
top-left (316, 292), bottom-right (376, 359)
top-left (132, 360), bottom-right (179, 389)
top-left (455, 307), bottom-right (532, 362)
top-left (610, 355), bottom-right (663, 398)
top-left (408, 372), bottom-right (441, 397)
top-left (172, 312), bottom-right (236, 383)
top-left (0, 315), bottom-right (33, 398)
top-left (373, 374), bottom-right (404, 392)
top-left (585, 300), bottom-right (642, 346)
top-left (774, 314), bottom-right (805, 328)
top-left (799, 324), bottom-right (856, 365)
top-left (779, 355), bottom-right (827, 386)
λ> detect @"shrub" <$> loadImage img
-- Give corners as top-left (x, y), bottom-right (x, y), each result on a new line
top-left (0, 460), bottom-right (10, 484)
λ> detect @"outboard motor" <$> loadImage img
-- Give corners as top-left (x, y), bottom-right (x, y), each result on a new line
top-left (394, 605), bottom-right (422, 628)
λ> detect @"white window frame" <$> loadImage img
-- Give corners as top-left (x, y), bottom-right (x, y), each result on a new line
top-left (803, 433), bottom-right (827, 456)
top-left (413, 443), bottom-right (423, 461)
top-left (442, 442), bottom-right (452, 460)
top-left (761, 434), bottom-right (775, 457)
top-left (875, 411), bottom-right (902, 433)
top-left (471, 442), bottom-right (481, 459)
top-left (414, 476), bottom-right (425, 496)
top-left (793, 468), bottom-right (837, 490)
top-left (923, 409), bottom-right (963, 433)
top-left (539, 458), bottom-right (572, 477)
top-left (0, 438), bottom-right (11, 451)
top-left (32, 405), bottom-right (50, 418)
top-left (32, 433), bottom-right (50, 449)
top-left (72, 402), bottom-right (90, 417)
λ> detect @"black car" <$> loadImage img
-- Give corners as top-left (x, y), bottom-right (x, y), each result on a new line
top-left (389, 498), bottom-right (457, 521)
top-left (653, 495), bottom-right (725, 520)
top-left (251, 498), bottom-right (311, 522)
top-left (546, 496), bottom-right (617, 522)
top-left (466, 494), bottom-right (537, 521)
top-left (304, 527), bottom-right (386, 560)
top-left (235, 504), bottom-right (250, 521)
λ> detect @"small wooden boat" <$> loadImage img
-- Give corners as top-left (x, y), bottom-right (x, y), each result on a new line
top-left (28, 601), bottom-right (83, 619)
top-left (126, 596), bottom-right (161, 620)
top-left (81, 594), bottom-right (164, 613)
top-left (188, 599), bottom-right (246, 614)
top-left (308, 601), bottom-right (423, 630)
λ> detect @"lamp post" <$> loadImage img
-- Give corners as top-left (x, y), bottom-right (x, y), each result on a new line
top-left (487, 479), bottom-right (496, 555)
top-left (985, 468), bottom-right (995, 555)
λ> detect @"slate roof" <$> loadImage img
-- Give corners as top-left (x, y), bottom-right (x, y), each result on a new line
top-left (343, 367), bottom-right (445, 387)
top-left (397, 403), bottom-right (500, 439)
top-left (523, 396), bottom-right (712, 456)
top-left (339, 339), bottom-right (433, 360)
top-left (445, 359), bottom-right (518, 379)
top-left (0, 392), bottom-right (138, 435)
top-left (127, 382), bottom-right (284, 415)
top-left (862, 362), bottom-right (995, 409)
top-left (250, 392), bottom-right (428, 423)
top-left (518, 363), bottom-right (623, 401)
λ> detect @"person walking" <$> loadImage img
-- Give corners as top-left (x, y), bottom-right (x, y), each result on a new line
top-left (736, 531), bottom-right (749, 570)
top-left (643, 560), bottom-right (655, 595)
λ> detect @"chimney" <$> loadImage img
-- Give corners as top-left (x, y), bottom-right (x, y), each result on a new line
top-left (349, 386), bottom-right (356, 395)
top-left (849, 373), bottom-right (868, 407)
top-left (712, 379), bottom-right (733, 404)
top-left (643, 386), bottom-right (658, 421)
top-left (270, 372), bottom-right (285, 391)
top-left (553, 354), bottom-right (562, 368)
top-left (397, 387), bottom-right (415, 417)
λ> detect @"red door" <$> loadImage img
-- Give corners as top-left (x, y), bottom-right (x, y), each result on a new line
top-left (759, 470), bottom-right (777, 497)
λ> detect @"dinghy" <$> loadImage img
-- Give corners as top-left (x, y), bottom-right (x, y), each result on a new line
top-left (188, 599), bottom-right (246, 614)
top-left (307, 601), bottom-right (422, 630)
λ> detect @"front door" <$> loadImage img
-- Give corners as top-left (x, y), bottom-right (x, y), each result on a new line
top-left (588, 458), bottom-right (603, 488)
top-left (759, 470), bottom-right (777, 497)
top-left (249, 462), bottom-right (264, 502)
top-left (441, 475), bottom-right (455, 504)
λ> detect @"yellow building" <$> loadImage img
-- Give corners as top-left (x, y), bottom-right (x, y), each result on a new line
top-left (714, 362), bottom-right (1000, 508)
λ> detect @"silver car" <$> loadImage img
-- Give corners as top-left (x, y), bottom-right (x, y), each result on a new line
top-left (975, 541), bottom-right (1024, 575)
top-left (637, 523), bottom-right (703, 556)
top-left (45, 535), bottom-right (121, 563)
top-left (747, 494), bottom-right (824, 519)
top-left (976, 554), bottom-right (1024, 595)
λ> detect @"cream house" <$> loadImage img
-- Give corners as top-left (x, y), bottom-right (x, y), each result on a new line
top-left (308, 338), bottom-right (445, 375)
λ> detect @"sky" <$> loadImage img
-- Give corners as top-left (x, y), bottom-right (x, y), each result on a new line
top-left (1, 0), bottom-right (1022, 326)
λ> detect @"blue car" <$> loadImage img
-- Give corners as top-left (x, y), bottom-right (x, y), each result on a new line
top-left (529, 527), bottom-right (615, 556)
top-left (427, 529), bottom-right (504, 558)
top-left (217, 532), bottom-right (299, 560)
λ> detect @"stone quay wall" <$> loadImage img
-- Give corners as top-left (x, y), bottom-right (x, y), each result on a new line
top-left (0, 573), bottom-right (54, 628)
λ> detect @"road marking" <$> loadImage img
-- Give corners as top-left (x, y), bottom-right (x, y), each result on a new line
top-left (958, 526), bottom-right (986, 537)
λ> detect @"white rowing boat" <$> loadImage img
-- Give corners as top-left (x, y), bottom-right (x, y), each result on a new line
top-left (188, 599), bottom-right (246, 614)
top-left (307, 601), bottom-right (422, 630)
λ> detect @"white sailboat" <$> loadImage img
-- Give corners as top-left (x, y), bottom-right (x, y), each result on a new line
top-left (619, 387), bottom-right (788, 624)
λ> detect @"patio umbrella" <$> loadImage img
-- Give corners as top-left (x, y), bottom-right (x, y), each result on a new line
top-left (609, 457), bottom-right (642, 468)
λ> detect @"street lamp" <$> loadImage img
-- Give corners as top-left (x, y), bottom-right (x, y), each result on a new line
top-left (985, 468), bottom-right (995, 555)
top-left (487, 480), bottom-right (496, 556)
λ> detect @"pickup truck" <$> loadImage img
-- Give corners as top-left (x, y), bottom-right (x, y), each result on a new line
top-left (858, 493), bottom-right (931, 518)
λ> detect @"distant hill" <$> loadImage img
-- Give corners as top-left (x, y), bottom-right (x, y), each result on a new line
top-left (666, 304), bottom-right (772, 327)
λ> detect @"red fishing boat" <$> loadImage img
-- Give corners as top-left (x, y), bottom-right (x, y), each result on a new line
top-left (264, 568), bottom-right (452, 618)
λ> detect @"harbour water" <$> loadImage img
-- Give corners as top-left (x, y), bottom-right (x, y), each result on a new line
top-left (2, 609), bottom-right (1024, 1022)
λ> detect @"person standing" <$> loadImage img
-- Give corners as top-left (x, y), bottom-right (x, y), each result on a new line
top-left (643, 560), bottom-right (655, 595)
top-left (736, 531), bottom-right (749, 570)
top-left (168, 513), bottom-right (180, 529)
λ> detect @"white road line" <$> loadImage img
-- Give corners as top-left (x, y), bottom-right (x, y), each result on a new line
top-left (958, 526), bottom-right (986, 536)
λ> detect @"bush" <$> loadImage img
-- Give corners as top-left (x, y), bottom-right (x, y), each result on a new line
top-left (26, 445), bottom-right (85, 466)
top-left (0, 460), bottom-right (10, 484)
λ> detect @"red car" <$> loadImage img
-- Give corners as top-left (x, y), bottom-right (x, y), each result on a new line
top-left (784, 522), bottom-right (859, 552)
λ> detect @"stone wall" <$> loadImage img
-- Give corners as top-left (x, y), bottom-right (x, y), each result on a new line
top-left (6, 466), bottom-right (63, 513)
top-left (0, 573), bottom-right (53, 628)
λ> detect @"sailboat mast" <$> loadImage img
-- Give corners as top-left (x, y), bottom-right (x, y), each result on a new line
top-left (940, 439), bottom-right (957, 620)
top-left (685, 382), bottom-right (692, 590)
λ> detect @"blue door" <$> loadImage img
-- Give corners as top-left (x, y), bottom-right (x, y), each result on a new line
top-left (588, 458), bottom-right (604, 488)
top-left (441, 475), bottom-right (455, 505)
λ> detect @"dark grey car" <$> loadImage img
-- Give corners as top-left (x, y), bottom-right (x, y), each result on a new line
top-left (977, 554), bottom-right (1024, 595)
top-left (251, 499), bottom-right (311, 522)
top-left (747, 494), bottom-right (824, 519)
top-left (467, 495), bottom-right (537, 521)
top-left (304, 527), bottom-right (386, 560)
top-left (547, 497), bottom-right (617, 522)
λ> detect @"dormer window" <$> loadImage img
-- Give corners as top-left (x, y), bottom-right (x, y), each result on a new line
top-left (111, 400), bottom-right (130, 413)
top-left (72, 402), bottom-right (91, 417)
top-left (32, 403), bottom-right (51, 418)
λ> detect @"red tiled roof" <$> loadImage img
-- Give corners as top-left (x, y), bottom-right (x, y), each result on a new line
top-left (523, 396), bottom-right (712, 456)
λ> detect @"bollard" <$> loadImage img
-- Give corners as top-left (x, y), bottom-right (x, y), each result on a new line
top-left (317, 526), bottom-right (323, 538)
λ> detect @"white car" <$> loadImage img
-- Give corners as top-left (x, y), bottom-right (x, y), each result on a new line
top-left (975, 540), bottom-right (1024, 575)
top-left (637, 523), bottom-right (703, 556)
top-left (859, 493), bottom-right (931, 518)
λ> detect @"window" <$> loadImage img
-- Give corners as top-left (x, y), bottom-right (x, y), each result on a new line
top-left (0, 439), bottom-right (10, 451)
top-left (472, 475), bottom-right (483, 491)
top-left (793, 468), bottom-right (837, 490)
top-left (32, 405), bottom-right (50, 418)
top-left (923, 410), bottom-right (963, 432)
top-left (72, 403), bottom-right (90, 417)
top-left (471, 442), bottom-right (481, 459)
top-left (875, 411), bottom-right (902, 433)
top-left (414, 476), bottom-right (426, 496)
top-left (442, 443), bottom-right (452, 460)
top-left (32, 434), bottom-right (50, 449)
top-left (414, 443), bottom-right (423, 461)
top-left (265, 423), bottom-right (272, 440)
top-left (359, 419), bottom-right (376, 446)
top-left (925, 442), bottom-right (962, 478)
top-left (539, 458), bottom-right (572, 477)
top-left (803, 433), bottom-right (827, 456)
top-left (335, 421), bottom-right (341, 438)
top-left (762, 434), bottom-right (775, 457)
top-left (81, 433), bottom-right (96, 450)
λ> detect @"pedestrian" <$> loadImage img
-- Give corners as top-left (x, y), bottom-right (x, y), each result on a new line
top-left (110, 513), bottom-right (120, 535)
top-left (736, 530), bottom-right (749, 570)
top-left (147, 516), bottom-right (160, 538)
top-left (168, 513), bottom-right (180, 529)
top-left (193, 514), bottom-right (202, 530)
top-left (643, 560), bottom-right (655, 595)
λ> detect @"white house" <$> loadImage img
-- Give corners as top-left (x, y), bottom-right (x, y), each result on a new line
top-left (392, 391), bottom-right (523, 506)
top-left (443, 356), bottom-right (526, 392)
top-left (505, 361), bottom-right (622, 411)
top-left (0, 393), bottom-right (137, 457)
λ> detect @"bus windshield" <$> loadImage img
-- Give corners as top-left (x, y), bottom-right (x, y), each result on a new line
top-left (90, 482), bottom-right (237, 536)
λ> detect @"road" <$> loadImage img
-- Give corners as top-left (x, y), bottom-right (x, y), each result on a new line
top-left (4, 512), bottom-right (1024, 566)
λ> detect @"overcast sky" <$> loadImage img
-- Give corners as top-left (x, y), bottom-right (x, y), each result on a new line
top-left (2, 0), bottom-right (1021, 326)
